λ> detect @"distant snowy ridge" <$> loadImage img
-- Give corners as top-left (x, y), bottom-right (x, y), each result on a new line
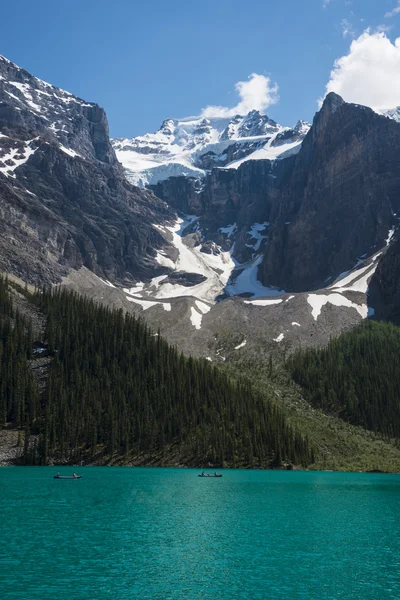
top-left (376, 106), bottom-right (400, 123)
top-left (0, 53), bottom-right (112, 167)
top-left (112, 112), bottom-right (310, 187)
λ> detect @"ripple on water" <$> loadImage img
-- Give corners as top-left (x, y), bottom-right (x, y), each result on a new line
top-left (0, 468), bottom-right (400, 600)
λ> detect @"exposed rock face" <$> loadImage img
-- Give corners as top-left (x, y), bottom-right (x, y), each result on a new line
top-left (152, 93), bottom-right (400, 294)
top-left (0, 54), bottom-right (175, 284)
top-left (260, 94), bottom-right (400, 291)
top-left (369, 236), bottom-right (400, 323)
top-left (2, 53), bottom-right (400, 337)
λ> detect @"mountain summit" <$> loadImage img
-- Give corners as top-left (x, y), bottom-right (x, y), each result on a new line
top-left (0, 53), bottom-right (174, 283)
top-left (112, 112), bottom-right (311, 187)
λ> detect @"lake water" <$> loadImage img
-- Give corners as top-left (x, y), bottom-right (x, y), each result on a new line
top-left (0, 468), bottom-right (399, 600)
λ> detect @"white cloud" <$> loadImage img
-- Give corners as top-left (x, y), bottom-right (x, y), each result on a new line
top-left (385, 1), bottom-right (400, 18)
top-left (323, 0), bottom-right (332, 7)
top-left (341, 18), bottom-right (355, 38)
top-left (201, 73), bottom-right (279, 118)
top-left (322, 30), bottom-right (400, 110)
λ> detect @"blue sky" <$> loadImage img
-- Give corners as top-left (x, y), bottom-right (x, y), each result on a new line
top-left (1, 0), bottom-right (400, 137)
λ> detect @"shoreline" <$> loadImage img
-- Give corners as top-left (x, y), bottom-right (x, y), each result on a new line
top-left (0, 463), bottom-right (396, 474)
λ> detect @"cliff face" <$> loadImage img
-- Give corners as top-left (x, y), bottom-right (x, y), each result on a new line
top-left (369, 237), bottom-right (400, 323)
top-left (0, 54), bottom-right (175, 284)
top-left (2, 52), bottom-right (400, 328)
top-left (152, 93), bottom-right (400, 292)
top-left (260, 93), bottom-right (400, 291)
top-left (152, 158), bottom-right (296, 263)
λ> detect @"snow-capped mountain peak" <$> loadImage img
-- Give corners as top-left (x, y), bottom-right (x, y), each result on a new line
top-left (379, 107), bottom-right (400, 123)
top-left (112, 111), bottom-right (311, 187)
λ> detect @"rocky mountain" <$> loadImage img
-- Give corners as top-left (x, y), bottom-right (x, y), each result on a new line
top-left (107, 92), bottom-right (400, 360)
top-left (0, 54), bottom-right (175, 284)
top-left (147, 94), bottom-right (400, 299)
top-left (260, 94), bottom-right (400, 292)
top-left (1, 52), bottom-right (400, 363)
top-left (112, 112), bottom-right (310, 187)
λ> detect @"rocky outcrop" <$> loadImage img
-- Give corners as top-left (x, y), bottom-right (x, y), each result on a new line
top-left (152, 159), bottom-right (287, 263)
top-left (260, 94), bottom-right (400, 291)
top-left (369, 236), bottom-right (400, 322)
top-left (0, 54), bottom-right (175, 284)
top-left (150, 94), bottom-right (400, 297)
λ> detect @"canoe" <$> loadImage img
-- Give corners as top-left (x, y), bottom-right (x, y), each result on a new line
top-left (198, 474), bottom-right (222, 478)
top-left (54, 475), bottom-right (82, 479)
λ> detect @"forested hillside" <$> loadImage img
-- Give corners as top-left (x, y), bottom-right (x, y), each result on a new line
top-left (0, 278), bottom-right (40, 437)
top-left (288, 321), bottom-right (400, 438)
top-left (0, 278), bottom-right (313, 467)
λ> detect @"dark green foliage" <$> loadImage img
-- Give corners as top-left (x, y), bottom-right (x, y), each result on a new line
top-left (0, 278), bottom-right (313, 467)
top-left (0, 277), bottom-right (40, 433)
top-left (288, 321), bottom-right (400, 438)
top-left (35, 287), bottom-right (312, 466)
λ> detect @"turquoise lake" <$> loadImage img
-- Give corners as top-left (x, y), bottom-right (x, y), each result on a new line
top-left (1, 468), bottom-right (399, 599)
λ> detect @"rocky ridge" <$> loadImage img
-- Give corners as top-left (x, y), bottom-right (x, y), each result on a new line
top-left (0, 54), bottom-right (176, 285)
top-left (112, 111), bottom-right (310, 187)
top-left (1, 53), bottom-right (400, 359)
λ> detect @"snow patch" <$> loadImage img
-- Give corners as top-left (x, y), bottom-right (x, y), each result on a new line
top-left (219, 224), bottom-right (237, 237)
top-left (124, 282), bottom-right (145, 296)
top-left (226, 255), bottom-right (285, 299)
top-left (243, 298), bottom-right (283, 306)
top-left (126, 296), bottom-right (171, 311)
top-left (330, 263), bottom-right (377, 293)
top-left (59, 145), bottom-right (83, 159)
top-left (225, 135), bottom-right (302, 169)
top-left (195, 300), bottom-right (211, 314)
top-left (152, 215), bottom-right (237, 303)
top-left (386, 226), bottom-right (395, 246)
top-left (273, 333), bottom-right (285, 342)
top-left (307, 293), bottom-right (368, 321)
top-left (234, 340), bottom-right (247, 350)
top-left (155, 252), bottom-right (175, 270)
top-left (329, 264), bottom-right (371, 289)
top-left (190, 307), bottom-right (202, 329)
top-left (0, 139), bottom-right (38, 178)
top-left (245, 222), bottom-right (269, 252)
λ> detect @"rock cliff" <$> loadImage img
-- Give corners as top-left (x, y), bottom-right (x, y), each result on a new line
top-left (0, 54), bottom-right (175, 284)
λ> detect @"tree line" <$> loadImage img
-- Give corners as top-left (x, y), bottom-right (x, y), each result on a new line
top-left (0, 278), bottom-right (314, 467)
top-left (288, 320), bottom-right (400, 438)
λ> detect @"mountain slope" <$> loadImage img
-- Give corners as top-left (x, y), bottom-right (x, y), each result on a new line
top-left (0, 276), bottom-right (314, 468)
top-left (260, 93), bottom-right (400, 292)
top-left (288, 320), bottom-right (400, 438)
top-left (0, 54), bottom-right (175, 284)
top-left (2, 53), bottom-right (400, 366)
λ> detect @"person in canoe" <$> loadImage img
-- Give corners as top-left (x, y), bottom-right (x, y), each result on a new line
top-left (73, 472), bottom-right (79, 478)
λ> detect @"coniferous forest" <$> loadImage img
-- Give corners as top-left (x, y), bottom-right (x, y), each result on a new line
top-left (0, 277), bottom-right (313, 467)
top-left (288, 321), bottom-right (400, 438)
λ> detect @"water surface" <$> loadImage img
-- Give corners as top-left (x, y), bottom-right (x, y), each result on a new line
top-left (1, 468), bottom-right (399, 599)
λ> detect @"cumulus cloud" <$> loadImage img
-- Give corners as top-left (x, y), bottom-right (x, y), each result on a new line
top-left (385, 1), bottom-right (400, 18)
top-left (322, 31), bottom-right (400, 110)
top-left (201, 73), bottom-right (279, 118)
